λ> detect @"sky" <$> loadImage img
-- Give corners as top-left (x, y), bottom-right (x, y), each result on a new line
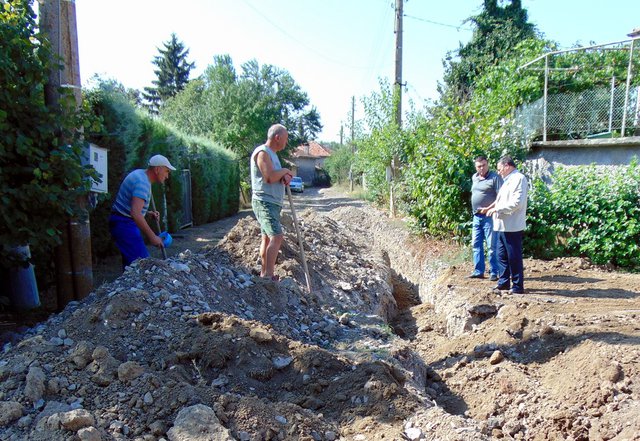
top-left (73, 0), bottom-right (639, 143)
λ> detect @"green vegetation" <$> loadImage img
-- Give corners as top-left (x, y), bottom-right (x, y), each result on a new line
top-left (526, 163), bottom-right (640, 268)
top-left (161, 54), bottom-right (322, 177)
top-left (142, 33), bottom-right (195, 114)
top-left (84, 81), bottom-right (239, 258)
top-left (0, 0), bottom-right (96, 267)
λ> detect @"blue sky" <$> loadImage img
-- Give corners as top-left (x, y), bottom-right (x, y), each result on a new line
top-left (75, 0), bottom-right (639, 143)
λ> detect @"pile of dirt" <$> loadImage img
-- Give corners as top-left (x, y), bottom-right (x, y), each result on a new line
top-left (1, 189), bottom-right (639, 441)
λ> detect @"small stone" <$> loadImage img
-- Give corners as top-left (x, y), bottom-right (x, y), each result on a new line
top-left (117, 361), bottom-right (144, 383)
top-left (272, 357), bottom-right (293, 370)
top-left (249, 327), bottom-right (273, 343)
top-left (0, 401), bottom-right (24, 427)
top-left (489, 350), bottom-right (504, 365)
top-left (325, 431), bottom-right (337, 441)
top-left (405, 427), bottom-right (423, 440)
top-left (78, 426), bottom-right (102, 441)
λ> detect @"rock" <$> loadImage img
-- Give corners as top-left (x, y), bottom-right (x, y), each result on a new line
top-left (489, 350), bottom-right (504, 365)
top-left (71, 341), bottom-right (95, 369)
top-left (24, 366), bottom-right (46, 403)
top-left (272, 356), bottom-right (293, 370)
top-left (0, 401), bottom-right (24, 427)
top-left (78, 426), bottom-right (102, 441)
top-left (118, 361), bottom-right (145, 383)
top-left (405, 427), bottom-right (423, 440)
top-left (249, 327), bottom-right (273, 343)
top-left (167, 404), bottom-right (234, 441)
top-left (59, 409), bottom-right (95, 431)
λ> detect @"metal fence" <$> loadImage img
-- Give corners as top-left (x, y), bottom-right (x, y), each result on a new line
top-left (516, 36), bottom-right (640, 142)
top-left (515, 85), bottom-right (639, 141)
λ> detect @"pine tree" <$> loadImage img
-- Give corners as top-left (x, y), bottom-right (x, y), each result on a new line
top-left (143, 33), bottom-right (195, 114)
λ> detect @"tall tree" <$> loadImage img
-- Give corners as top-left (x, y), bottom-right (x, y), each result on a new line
top-left (442, 0), bottom-right (536, 101)
top-left (161, 55), bottom-right (322, 168)
top-left (143, 33), bottom-right (195, 114)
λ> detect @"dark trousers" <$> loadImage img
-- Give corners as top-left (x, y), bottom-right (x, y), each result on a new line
top-left (496, 230), bottom-right (524, 292)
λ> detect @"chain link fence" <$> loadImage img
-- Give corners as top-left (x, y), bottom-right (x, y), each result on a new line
top-left (515, 38), bottom-right (640, 142)
top-left (516, 85), bottom-right (639, 141)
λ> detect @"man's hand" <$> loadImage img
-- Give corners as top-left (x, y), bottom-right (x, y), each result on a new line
top-left (281, 172), bottom-right (293, 185)
top-left (147, 210), bottom-right (160, 220)
top-left (149, 234), bottom-right (164, 248)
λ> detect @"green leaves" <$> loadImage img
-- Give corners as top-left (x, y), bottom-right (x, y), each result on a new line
top-left (526, 163), bottom-right (640, 269)
top-left (0, 0), bottom-right (94, 267)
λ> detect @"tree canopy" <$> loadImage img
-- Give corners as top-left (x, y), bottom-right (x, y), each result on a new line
top-left (442, 0), bottom-right (537, 101)
top-left (143, 33), bottom-right (195, 114)
top-left (161, 55), bottom-right (322, 170)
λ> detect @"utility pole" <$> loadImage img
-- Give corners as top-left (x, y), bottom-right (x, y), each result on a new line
top-left (39, 0), bottom-right (93, 308)
top-left (390, 0), bottom-right (404, 217)
top-left (350, 96), bottom-right (356, 192)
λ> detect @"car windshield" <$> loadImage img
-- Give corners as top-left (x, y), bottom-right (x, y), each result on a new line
top-left (292, 177), bottom-right (302, 182)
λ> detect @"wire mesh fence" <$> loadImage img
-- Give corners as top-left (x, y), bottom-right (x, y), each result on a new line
top-left (516, 85), bottom-right (640, 141)
top-left (515, 38), bottom-right (640, 142)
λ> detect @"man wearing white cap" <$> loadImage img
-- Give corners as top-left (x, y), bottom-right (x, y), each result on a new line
top-left (109, 154), bottom-right (176, 268)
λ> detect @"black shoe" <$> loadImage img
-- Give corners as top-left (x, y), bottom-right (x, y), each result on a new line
top-left (492, 284), bottom-right (510, 291)
top-left (489, 274), bottom-right (498, 281)
top-left (509, 289), bottom-right (525, 294)
top-left (467, 273), bottom-right (485, 279)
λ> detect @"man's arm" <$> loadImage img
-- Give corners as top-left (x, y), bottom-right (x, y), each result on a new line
top-left (130, 197), bottom-right (163, 248)
top-left (255, 151), bottom-right (291, 184)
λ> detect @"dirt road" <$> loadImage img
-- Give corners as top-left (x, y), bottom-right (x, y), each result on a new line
top-left (1, 187), bottom-right (639, 440)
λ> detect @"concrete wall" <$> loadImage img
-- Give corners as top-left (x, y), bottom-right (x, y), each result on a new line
top-left (525, 136), bottom-right (640, 177)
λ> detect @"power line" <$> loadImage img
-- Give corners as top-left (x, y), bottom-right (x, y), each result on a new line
top-left (241, 0), bottom-right (386, 70)
top-left (403, 13), bottom-right (473, 32)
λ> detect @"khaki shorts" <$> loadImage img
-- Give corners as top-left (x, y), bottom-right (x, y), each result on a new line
top-left (252, 199), bottom-right (283, 237)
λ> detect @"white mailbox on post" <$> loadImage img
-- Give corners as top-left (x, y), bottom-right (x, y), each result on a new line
top-left (83, 143), bottom-right (108, 193)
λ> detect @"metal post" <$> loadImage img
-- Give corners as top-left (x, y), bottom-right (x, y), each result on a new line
top-left (543, 55), bottom-right (549, 142)
top-left (609, 74), bottom-right (615, 133)
top-left (621, 38), bottom-right (635, 137)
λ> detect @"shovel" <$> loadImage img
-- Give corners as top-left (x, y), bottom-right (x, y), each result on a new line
top-left (286, 185), bottom-right (312, 293)
top-left (150, 193), bottom-right (168, 260)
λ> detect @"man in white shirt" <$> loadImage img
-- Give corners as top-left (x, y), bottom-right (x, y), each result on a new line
top-left (485, 156), bottom-right (528, 294)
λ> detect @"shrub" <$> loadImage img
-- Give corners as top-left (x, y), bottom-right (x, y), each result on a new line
top-left (525, 162), bottom-right (640, 269)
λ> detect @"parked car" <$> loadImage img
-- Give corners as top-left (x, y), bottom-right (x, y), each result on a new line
top-left (289, 176), bottom-right (304, 193)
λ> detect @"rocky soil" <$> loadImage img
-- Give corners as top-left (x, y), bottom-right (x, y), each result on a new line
top-left (1, 188), bottom-right (639, 441)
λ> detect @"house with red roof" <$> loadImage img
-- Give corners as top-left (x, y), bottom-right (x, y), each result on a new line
top-left (291, 141), bottom-right (331, 185)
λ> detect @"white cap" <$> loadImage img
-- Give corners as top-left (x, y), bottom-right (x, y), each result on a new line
top-left (148, 154), bottom-right (176, 171)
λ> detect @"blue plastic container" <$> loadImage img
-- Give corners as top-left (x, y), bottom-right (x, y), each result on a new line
top-left (8, 245), bottom-right (40, 309)
top-left (159, 231), bottom-right (173, 248)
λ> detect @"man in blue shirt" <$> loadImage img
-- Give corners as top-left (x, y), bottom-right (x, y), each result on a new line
top-left (250, 124), bottom-right (293, 280)
top-left (109, 154), bottom-right (176, 268)
top-left (469, 155), bottom-right (502, 280)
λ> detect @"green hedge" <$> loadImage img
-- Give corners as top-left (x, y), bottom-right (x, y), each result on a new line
top-left (526, 162), bottom-right (640, 269)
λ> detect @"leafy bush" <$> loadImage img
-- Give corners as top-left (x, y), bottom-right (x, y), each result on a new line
top-left (0, 0), bottom-right (95, 268)
top-left (526, 162), bottom-right (640, 269)
top-left (404, 39), bottom-right (547, 238)
top-left (324, 144), bottom-right (354, 185)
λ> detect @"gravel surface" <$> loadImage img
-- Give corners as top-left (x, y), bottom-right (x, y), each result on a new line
top-left (0, 187), bottom-right (639, 441)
